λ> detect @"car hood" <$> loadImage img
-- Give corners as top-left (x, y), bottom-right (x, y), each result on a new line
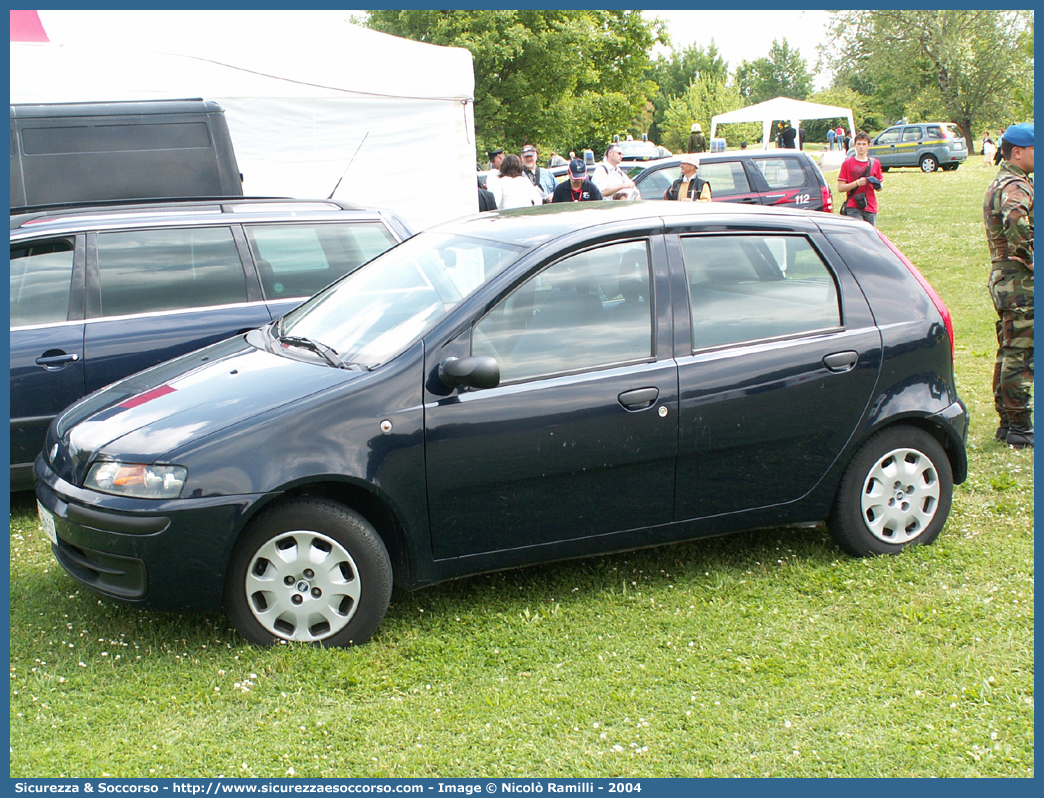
top-left (55, 335), bottom-right (360, 482)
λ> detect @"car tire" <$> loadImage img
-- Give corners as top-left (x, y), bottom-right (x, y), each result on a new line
top-left (880, 166), bottom-right (890, 172)
top-left (224, 498), bottom-right (392, 647)
top-left (828, 426), bottom-right (953, 557)
top-left (919, 155), bottom-right (939, 173)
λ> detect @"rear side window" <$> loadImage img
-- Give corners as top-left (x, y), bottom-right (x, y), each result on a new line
top-left (751, 157), bottom-right (808, 190)
top-left (698, 161), bottom-right (751, 197)
top-left (10, 238), bottom-right (76, 326)
top-left (95, 227), bottom-right (247, 318)
top-left (681, 234), bottom-right (840, 349)
top-left (902, 127), bottom-right (924, 142)
top-left (246, 222), bottom-right (398, 300)
top-left (21, 122), bottom-right (212, 155)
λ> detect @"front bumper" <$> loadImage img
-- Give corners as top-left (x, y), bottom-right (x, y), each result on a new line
top-left (34, 456), bottom-right (259, 612)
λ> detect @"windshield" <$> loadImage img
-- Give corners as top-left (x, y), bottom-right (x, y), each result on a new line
top-left (277, 233), bottom-right (523, 368)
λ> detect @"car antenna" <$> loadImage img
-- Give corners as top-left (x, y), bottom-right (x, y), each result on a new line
top-left (327, 132), bottom-right (370, 199)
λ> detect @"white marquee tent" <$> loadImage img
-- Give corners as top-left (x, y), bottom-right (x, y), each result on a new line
top-left (10, 10), bottom-right (478, 230)
top-left (711, 97), bottom-right (855, 151)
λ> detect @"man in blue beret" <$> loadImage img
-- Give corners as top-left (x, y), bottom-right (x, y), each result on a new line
top-left (983, 122), bottom-right (1034, 448)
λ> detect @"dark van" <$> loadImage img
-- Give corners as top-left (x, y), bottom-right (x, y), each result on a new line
top-left (10, 99), bottom-right (243, 209)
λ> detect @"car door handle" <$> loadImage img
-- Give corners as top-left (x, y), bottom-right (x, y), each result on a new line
top-left (36, 352), bottom-right (81, 368)
top-left (618, 387), bottom-right (659, 410)
top-left (823, 351), bottom-right (858, 373)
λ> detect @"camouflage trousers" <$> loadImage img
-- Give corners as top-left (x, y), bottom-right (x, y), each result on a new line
top-left (989, 264), bottom-right (1034, 427)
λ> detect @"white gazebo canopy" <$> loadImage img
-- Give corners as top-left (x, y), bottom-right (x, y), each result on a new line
top-left (711, 97), bottom-right (855, 150)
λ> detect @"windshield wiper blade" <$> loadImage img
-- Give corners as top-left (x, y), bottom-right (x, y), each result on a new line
top-left (278, 335), bottom-right (345, 369)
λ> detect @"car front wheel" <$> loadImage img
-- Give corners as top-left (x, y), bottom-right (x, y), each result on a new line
top-left (919, 155), bottom-right (939, 173)
top-left (828, 426), bottom-right (953, 557)
top-left (225, 499), bottom-right (392, 647)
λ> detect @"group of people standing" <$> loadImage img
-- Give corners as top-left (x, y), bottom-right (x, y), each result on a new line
top-left (479, 145), bottom-right (555, 211)
top-left (826, 125), bottom-right (851, 151)
top-left (481, 140), bottom-right (712, 208)
top-left (479, 141), bottom-right (644, 209)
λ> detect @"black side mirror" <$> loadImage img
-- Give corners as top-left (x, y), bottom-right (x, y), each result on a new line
top-left (438, 356), bottom-right (500, 391)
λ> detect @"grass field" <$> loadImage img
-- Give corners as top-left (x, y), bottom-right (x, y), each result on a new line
top-left (9, 158), bottom-right (1033, 778)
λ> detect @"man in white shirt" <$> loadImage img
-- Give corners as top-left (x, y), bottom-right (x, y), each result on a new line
top-left (591, 143), bottom-right (640, 200)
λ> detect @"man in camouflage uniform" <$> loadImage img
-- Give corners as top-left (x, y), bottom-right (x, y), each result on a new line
top-left (983, 122), bottom-right (1034, 448)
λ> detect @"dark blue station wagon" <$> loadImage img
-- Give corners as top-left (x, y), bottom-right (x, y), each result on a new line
top-left (10, 198), bottom-right (410, 490)
top-left (35, 202), bottom-right (968, 647)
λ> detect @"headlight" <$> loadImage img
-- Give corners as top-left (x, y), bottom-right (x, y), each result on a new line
top-left (85, 462), bottom-right (187, 499)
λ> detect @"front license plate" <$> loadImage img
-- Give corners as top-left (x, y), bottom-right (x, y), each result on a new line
top-left (37, 501), bottom-right (58, 546)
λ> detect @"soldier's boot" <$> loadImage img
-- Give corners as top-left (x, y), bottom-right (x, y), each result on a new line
top-left (1006, 426), bottom-right (1034, 449)
top-left (995, 419), bottom-right (1010, 442)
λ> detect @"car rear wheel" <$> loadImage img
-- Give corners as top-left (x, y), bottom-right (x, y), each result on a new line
top-left (828, 426), bottom-right (953, 557)
top-left (225, 499), bottom-right (392, 647)
top-left (919, 155), bottom-right (939, 173)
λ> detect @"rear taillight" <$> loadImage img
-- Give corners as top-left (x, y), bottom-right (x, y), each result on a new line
top-left (877, 231), bottom-right (955, 361)
top-left (820, 185), bottom-right (832, 213)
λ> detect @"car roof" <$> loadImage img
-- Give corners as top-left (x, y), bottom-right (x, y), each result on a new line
top-left (887, 121), bottom-right (957, 127)
top-left (10, 197), bottom-right (395, 238)
top-left (428, 199), bottom-right (844, 249)
top-left (631, 149), bottom-right (817, 170)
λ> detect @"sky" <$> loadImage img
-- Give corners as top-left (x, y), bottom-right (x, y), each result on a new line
top-left (643, 10), bottom-right (834, 90)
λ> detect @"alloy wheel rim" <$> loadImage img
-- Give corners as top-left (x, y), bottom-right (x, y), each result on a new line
top-left (860, 447), bottom-right (940, 544)
top-left (245, 530), bottom-right (362, 641)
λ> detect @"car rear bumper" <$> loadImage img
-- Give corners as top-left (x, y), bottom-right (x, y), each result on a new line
top-left (936, 399), bottom-right (969, 483)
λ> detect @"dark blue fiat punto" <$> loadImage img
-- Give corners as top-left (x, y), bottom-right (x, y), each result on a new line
top-left (35, 202), bottom-right (968, 647)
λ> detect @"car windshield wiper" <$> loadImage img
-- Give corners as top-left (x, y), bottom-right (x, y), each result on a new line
top-left (278, 334), bottom-right (347, 369)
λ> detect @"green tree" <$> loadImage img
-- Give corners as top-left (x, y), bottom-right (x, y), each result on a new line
top-left (644, 42), bottom-right (729, 142)
top-left (799, 87), bottom-right (876, 143)
top-left (660, 78), bottom-right (757, 152)
top-left (364, 9), bottom-right (666, 161)
top-left (827, 10), bottom-right (1034, 148)
top-left (735, 39), bottom-right (813, 104)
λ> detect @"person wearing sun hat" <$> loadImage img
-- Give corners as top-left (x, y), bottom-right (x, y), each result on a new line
top-left (663, 153), bottom-right (712, 202)
top-left (984, 121), bottom-right (1035, 448)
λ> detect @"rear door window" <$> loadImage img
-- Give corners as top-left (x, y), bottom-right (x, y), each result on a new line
top-left (246, 222), bottom-right (398, 300)
top-left (751, 157), bottom-right (808, 190)
top-left (10, 237), bottom-right (78, 326)
top-left (95, 227), bottom-right (248, 318)
top-left (681, 234), bottom-right (840, 349)
top-left (697, 160), bottom-right (751, 197)
top-left (902, 127), bottom-right (924, 142)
